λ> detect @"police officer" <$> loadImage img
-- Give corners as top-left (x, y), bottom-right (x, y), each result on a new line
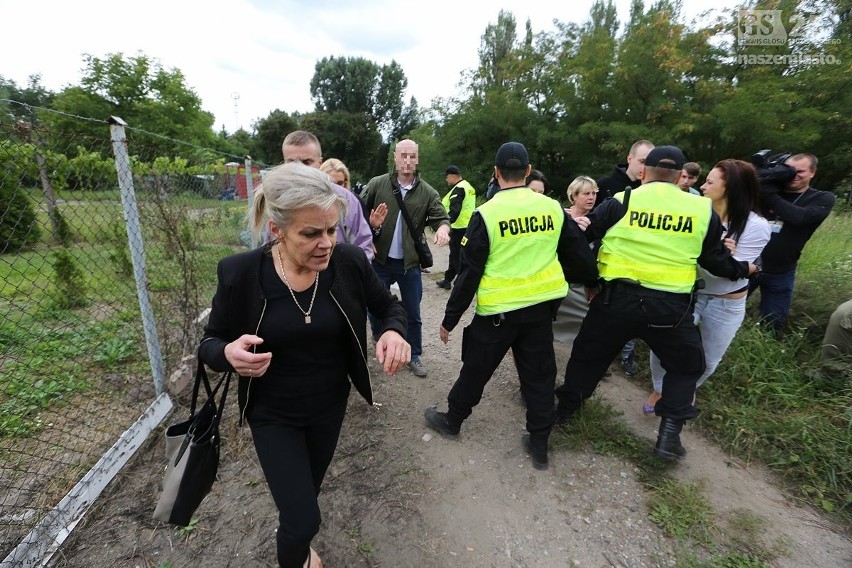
top-left (424, 142), bottom-right (599, 470)
top-left (436, 165), bottom-right (477, 290)
top-left (554, 146), bottom-right (759, 460)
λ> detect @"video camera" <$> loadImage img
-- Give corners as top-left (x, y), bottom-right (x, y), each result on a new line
top-left (751, 149), bottom-right (796, 192)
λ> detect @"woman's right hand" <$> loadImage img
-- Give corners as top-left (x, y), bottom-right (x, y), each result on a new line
top-left (224, 335), bottom-right (272, 377)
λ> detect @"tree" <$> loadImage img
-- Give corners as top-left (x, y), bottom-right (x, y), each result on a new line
top-left (0, 75), bottom-right (54, 125)
top-left (300, 111), bottom-right (383, 178)
top-left (42, 53), bottom-right (216, 156)
top-left (475, 10), bottom-right (519, 93)
top-left (310, 56), bottom-right (411, 139)
top-left (252, 109), bottom-right (299, 164)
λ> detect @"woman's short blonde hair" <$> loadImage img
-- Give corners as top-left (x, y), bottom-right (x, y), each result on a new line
top-left (320, 158), bottom-right (351, 189)
top-left (567, 176), bottom-right (598, 204)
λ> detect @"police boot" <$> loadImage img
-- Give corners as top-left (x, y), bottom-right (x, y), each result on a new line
top-left (522, 433), bottom-right (549, 470)
top-left (654, 418), bottom-right (687, 460)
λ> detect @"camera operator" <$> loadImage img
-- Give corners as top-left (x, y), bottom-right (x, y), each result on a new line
top-left (751, 153), bottom-right (836, 334)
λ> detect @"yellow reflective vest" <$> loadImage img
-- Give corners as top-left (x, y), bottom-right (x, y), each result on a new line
top-left (442, 179), bottom-right (477, 229)
top-left (476, 188), bottom-right (569, 315)
top-left (597, 182), bottom-right (712, 293)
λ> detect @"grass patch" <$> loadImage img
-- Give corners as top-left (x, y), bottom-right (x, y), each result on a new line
top-left (0, 308), bottom-right (148, 438)
top-left (550, 397), bottom-right (786, 567)
top-left (647, 478), bottom-right (714, 543)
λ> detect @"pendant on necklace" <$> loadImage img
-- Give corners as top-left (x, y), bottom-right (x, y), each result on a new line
top-left (305, 315), bottom-right (311, 324)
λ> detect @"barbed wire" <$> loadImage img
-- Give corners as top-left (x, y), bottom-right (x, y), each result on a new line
top-left (1, 98), bottom-right (270, 166)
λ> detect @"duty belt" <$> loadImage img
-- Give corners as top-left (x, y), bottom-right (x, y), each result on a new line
top-left (605, 279), bottom-right (690, 299)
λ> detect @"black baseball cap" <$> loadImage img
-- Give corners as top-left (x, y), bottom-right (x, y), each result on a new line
top-left (495, 142), bottom-right (529, 170)
top-left (445, 165), bottom-right (461, 175)
top-left (644, 145), bottom-right (686, 170)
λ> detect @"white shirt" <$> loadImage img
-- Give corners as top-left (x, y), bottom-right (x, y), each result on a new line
top-left (700, 211), bottom-right (771, 295)
top-left (388, 182), bottom-right (413, 259)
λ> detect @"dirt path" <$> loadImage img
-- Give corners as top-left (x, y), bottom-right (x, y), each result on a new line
top-left (55, 243), bottom-right (850, 567)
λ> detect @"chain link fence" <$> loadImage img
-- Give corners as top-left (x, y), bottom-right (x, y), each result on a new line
top-left (0, 105), bottom-right (264, 565)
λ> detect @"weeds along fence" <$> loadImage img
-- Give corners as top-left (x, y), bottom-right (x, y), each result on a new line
top-left (0, 107), bottom-right (263, 565)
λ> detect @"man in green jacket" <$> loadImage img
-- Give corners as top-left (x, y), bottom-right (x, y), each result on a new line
top-left (362, 139), bottom-right (451, 377)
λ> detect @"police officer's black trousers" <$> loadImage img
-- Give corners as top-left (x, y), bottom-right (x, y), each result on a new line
top-left (447, 313), bottom-right (556, 436)
top-left (443, 228), bottom-right (466, 283)
top-left (554, 287), bottom-right (704, 421)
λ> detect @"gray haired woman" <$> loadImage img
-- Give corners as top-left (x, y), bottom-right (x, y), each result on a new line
top-left (198, 162), bottom-right (410, 567)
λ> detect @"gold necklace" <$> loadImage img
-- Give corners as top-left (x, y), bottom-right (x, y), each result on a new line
top-left (275, 244), bottom-right (319, 324)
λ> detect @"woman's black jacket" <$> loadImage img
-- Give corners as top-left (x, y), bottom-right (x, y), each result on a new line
top-left (198, 243), bottom-right (407, 423)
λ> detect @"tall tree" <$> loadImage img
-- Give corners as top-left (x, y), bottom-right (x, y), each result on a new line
top-left (0, 75), bottom-right (54, 125)
top-left (253, 109), bottom-right (299, 164)
top-left (475, 10), bottom-right (518, 93)
top-left (300, 111), bottom-right (383, 178)
top-left (42, 53), bottom-right (216, 156)
top-left (309, 56), bottom-right (411, 139)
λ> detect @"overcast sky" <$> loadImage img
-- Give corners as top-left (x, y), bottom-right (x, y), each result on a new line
top-left (1, 0), bottom-right (741, 133)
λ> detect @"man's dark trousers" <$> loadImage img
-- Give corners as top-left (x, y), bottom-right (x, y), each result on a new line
top-left (443, 227), bottom-right (466, 284)
top-left (446, 312), bottom-right (556, 436)
top-left (555, 284), bottom-right (704, 421)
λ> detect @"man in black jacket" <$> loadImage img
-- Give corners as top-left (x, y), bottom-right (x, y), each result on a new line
top-left (751, 153), bottom-right (836, 333)
top-left (595, 139), bottom-right (654, 207)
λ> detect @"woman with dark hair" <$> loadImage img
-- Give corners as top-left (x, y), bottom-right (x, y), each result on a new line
top-left (644, 159), bottom-right (771, 413)
top-left (526, 169), bottom-right (549, 194)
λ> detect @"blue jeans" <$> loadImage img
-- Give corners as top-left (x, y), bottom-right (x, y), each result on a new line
top-left (751, 269), bottom-right (796, 333)
top-left (370, 258), bottom-right (423, 361)
top-left (650, 294), bottom-right (746, 392)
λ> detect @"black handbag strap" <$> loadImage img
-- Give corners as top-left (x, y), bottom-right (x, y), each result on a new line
top-left (189, 362), bottom-right (231, 422)
top-left (392, 187), bottom-right (424, 244)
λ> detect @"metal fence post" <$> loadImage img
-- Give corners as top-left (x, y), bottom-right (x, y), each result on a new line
top-left (108, 116), bottom-right (166, 394)
top-left (245, 156), bottom-right (257, 249)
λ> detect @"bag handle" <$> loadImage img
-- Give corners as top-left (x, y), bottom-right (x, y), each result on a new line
top-left (189, 361), bottom-right (231, 419)
top-left (175, 367), bottom-right (231, 462)
top-left (188, 362), bottom-right (214, 417)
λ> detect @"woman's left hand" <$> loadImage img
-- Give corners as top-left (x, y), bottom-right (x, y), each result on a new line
top-left (723, 237), bottom-right (736, 254)
top-left (375, 331), bottom-right (411, 375)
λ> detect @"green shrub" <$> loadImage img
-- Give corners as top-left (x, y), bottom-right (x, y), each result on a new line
top-left (51, 205), bottom-right (73, 246)
top-left (52, 248), bottom-right (88, 309)
top-left (0, 168), bottom-right (41, 254)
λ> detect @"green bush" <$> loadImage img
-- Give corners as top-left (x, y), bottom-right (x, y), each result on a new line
top-left (51, 205), bottom-right (73, 246)
top-left (0, 168), bottom-right (41, 254)
top-left (52, 248), bottom-right (88, 309)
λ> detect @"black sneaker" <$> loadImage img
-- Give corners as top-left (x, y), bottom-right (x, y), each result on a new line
top-left (424, 407), bottom-right (459, 439)
top-left (436, 279), bottom-right (452, 290)
top-left (621, 355), bottom-right (637, 376)
top-left (522, 434), bottom-right (549, 470)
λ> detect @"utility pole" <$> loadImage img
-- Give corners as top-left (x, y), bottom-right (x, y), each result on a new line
top-left (231, 92), bottom-right (240, 132)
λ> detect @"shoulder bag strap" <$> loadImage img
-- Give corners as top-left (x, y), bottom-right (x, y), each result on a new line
top-left (392, 187), bottom-right (424, 244)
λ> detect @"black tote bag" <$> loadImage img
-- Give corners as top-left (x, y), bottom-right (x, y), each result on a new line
top-left (153, 363), bottom-right (231, 526)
